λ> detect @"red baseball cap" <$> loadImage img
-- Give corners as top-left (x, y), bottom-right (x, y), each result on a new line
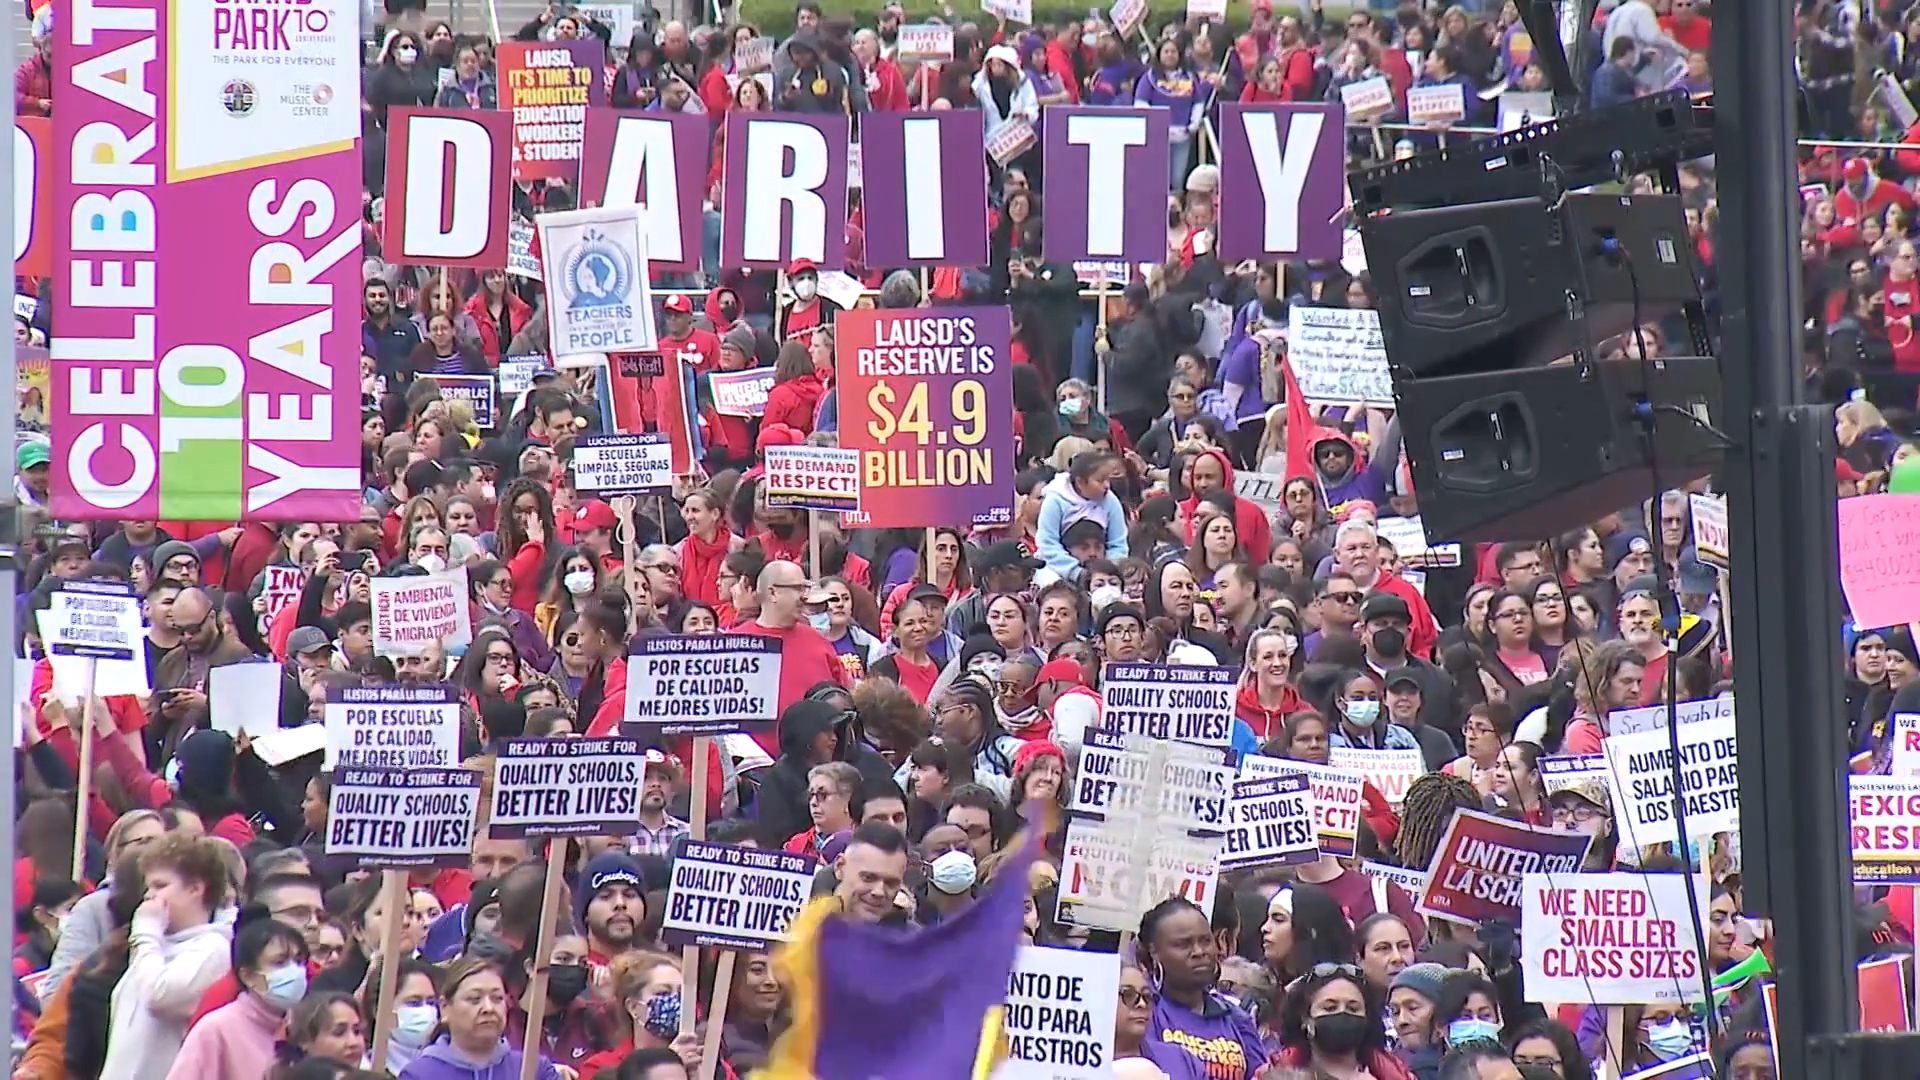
top-left (574, 500), bottom-right (617, 532)
top-left (1844, 157), bottom-right (1869, 180)
top-left (663, 293), bottom-right (692, 314)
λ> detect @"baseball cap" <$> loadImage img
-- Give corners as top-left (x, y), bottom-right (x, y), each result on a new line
top-left (574, 500), bottom-right (617, 532)
top-left (15, 440), bottom-right (49, 470)
top-left (1549, 778), bottom-right (1612, 813)
top-left (1360, 592), bottom-right (1411, 624)
top-left (975, 540), bottom-right (1042, 573)
top-left (906, 583), bottom-right (946, 605)
top-left (1384, 669), bottom-right (1421, 691)
top-left (287, 626), bottom-right (333, 656)
top-left (663, 293), bottom-right (692, 314)
top-left (1035, 657), bottom-right (1085, 686)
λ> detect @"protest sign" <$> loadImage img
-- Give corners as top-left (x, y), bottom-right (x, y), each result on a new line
top-left (836, 306), bottom-right (1015, 528)
top-left (1857, 957), bottom-right (1911, 1032)
top-left (208, 661), bottom-right (284, 740)
top-left (42, 579), bottom-right (141, 661)
top-left (1216, 104), bottom-right (1347, 263)
top-left (985, 117), bottom-right (1038, 168)
top-left (371, 566), bottom-right (471, 658)
top-left (1057, 817), bottom-right (1222, 931)
top-left (383, 108), bottom-right (513, 268)
top-left (1287, 306), bottom-right (1390, 406)
top-left (507, 217), bottom-right (541, 279)
top-left (324, 684), bottom-right (462, 771)
top-left (659, 839), bottom-right (816, 951)
top-left (1893, 713), bottom-right (1920, 777)
top-left (763, 446), bottom-right (861, 513)
top-left (574, 432), bottom-right (674, 497)
top-left (1603, 711), bottom-right (1740, 848)
top-left (1374, 516), bottom-right (1463, 569)
top-left (720, 113), bottom-right (851, 269)
top-left (1838, 494), bottom-right (1920, 630)
top-left (1328, 747), bottom-right (1424, 807)
top-left (860, 111), bottom-right (992, 268)
top-left (1186, 0), bottom-right (1226, 17)
top-left (1099, 664), bottom-right (1235, 749)
top-left (13, 295), bottom-right (34, 322)
top-left (709, 369), bottom-right (775, 417)
top-left (1849, 774), bottom-right (1920, 883)
top-left (1540, 753), bottom-right (1609, 794)
top-left (896, 23), bottom-right (955, 62)
top-left (1607, 694), bottom-right (1734, 737)
top-left (1418, 809), bottom-right (1591, 925)
top-left (1361, 859), bottom-right (1429, 900)
top-left (1519, 872), bottom-right (1709, 1004)
top-left (997, 947), bottom-right (1119, 1080)
top-left (1110, 0), bottom-right (1146, 37)
top-left (624, 634), bottom-right (783, 738)
top-left (1234, 470), bottom-right (1283, 511)
top-left (1042, 107), bottom-right (1171, 263)
top-left (1498, 90), bottom-right (1555, 131)
top-left (325, 767), bottom-right (481, 869)
top-left (14, 117), bottom-right (51, 279)
top-left (431, 374), bottom-right (497, 430)
top-left (1339, 77), bottom-right (1394, 120)
top-left (1407, 83), bottom-right (1467, 126)
top-left (495, 40), bottom-right (605, 184)
top-left (537, 204), bottom-right (658, 363)
top-left (578, 111), bottom-right (708, 273)
top-left (498, 357), bottom-right (544, 396)
top-left (734, 36), bottom-right (775, 71)
top-left (1221, 775), bottom-right (1318, 871)
top-left (1240, 756), bottom-right (1365, 857)
top-left (260, 564), bottom-right (305, 624)
top-left (1689, 493), bottom-right (1729, 569)
top-left (1070, 729), bottom-right (1233, 832)
top-left (490, 735), bottom-right (645, 838)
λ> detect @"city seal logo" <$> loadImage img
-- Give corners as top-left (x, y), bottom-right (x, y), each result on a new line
top-left (563, 228), bottom-right (633, 313)
top-left (222, 79), bottom-right (257, 117)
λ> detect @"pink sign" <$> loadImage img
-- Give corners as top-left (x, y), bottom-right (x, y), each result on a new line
top-left (52, 0), bottom-right (364, 521)
top-left (1839, 493), bottom-right (1920, 631)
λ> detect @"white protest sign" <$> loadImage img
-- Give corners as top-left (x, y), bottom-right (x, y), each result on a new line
top-left (1070, 728), bottom-right (1233, 833)
top-left (574, 2), bottom-right (634, 51)
top-left (1520, 872), bottom-right (1710, 1004)
top-left (734, 36), bottom-right (775, 72)
top-left (1234, 470), bottom-right (1284, 511)
top-left (1603, 710), bottom-right (1740, 849)
top-left (709, 369), bottom-right (775, 416)
top-left (43, 579), bottom-right (142, 661)
top-left (1689, 493), bottom-right (1728, 569)
top-left (995, 947), bottom-right (1119, 1080)
top-left (1109, 0), bottom-right (1146, 38)
top-left (1850, 774), bottom-right (1920, 883)
top-left (1540, 753), bottom-right (1609, 794)
top-left (507, 216), bottom-right (541, 280)
top-left (1286, 306), bottom-right (1390, 407)
top-left (36, 612), bottom-right (149, 705)
top-left (370, 565), bottom-right (471, 658)
top-left (1099, 663), bottom-right (1235, 748)
top-left (1240, 755), bottom-right (1365, 857)
top-left (1375, 516), bottom-right (1464, 569)
top-left (1339, 76), bottom-right (1393, 120)
top-left (625, 633), bottom-right (784, 738)
top-left (498, 357), bottom-right (544, 396)
top-left (324, 767), bottom-right (481, 869)
top-left (324, 683), bottom-right (462, 771)
top-left (14, 294), bottom-right (36, 322)
top-left (1607, 694), bottom-right (1734, 737)
top-left (261, 564), bottom-right (305, 624)
top-left (983, 0), bottom-right (1033, 23)
top-left (896, 23), bottom-right (955, 62)
top-left (1407, 83), bottom-right (1467, 126)
top-left (537, 204), bottom-right (657, 363)
top-left (986, 118), bottom-right (1038, 166)
top-left (1361, 859), bottom-right (1429, 899)
top-left (1221, 774), bottom-right (1319, 871)
top-left (490, 735), bottom-right (645, 838)
top-left (1498, 90), bottom-right (1555, 132)
top-left (763, 445), bottom-right (861, 514)
top-left (1057, 817), bottom-right (1222, 931)
top-left (1327, 746), bottom-right (1425, 808)
top-left (814, 270), bottom-right (865, 311)
top-left (659, 840), bottom-right (817, 951)
top-left (1893, 713), bottom-right (1920, 777)
top-left (208, 660), bottom-right (284, 740)
top-left (574, 432), bottom-right (674, 496)
top-left (1185, 0), bottom-right (1226, 18)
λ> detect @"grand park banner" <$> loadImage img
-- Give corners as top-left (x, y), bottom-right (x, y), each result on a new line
top-left (835, 306), bottom-right (1014, 529)
top-left (51, 0), bottom-right (364, 520)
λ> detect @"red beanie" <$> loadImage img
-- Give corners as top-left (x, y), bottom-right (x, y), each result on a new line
top-left (1012, 739), bottom-right (1065, 775)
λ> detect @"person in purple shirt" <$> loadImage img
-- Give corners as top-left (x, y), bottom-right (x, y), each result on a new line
top-left (1135, 38), bottom-right (1203, 187)
top-left (1137, 896), bottom-right (1268, 1079)
top-left (1086, 33), bottom-right (1142, 105)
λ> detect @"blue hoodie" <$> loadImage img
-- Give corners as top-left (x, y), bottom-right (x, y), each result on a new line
top-left (397, 1037), bottom-right (561, 1080)
top-left (1035, 470), bottom-right (1127, 583)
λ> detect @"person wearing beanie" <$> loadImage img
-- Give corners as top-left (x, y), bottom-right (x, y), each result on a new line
top-left (150, 539), bottom-right (204, 586)
top-left (1008, 739), bottom-right (1066, 810)
top-left (1388, 961), bottom-right (1451, 1075)
top-left (699, 323), bottom-right (764, 473)
top-left (575, 851), bottom-right (648, 968)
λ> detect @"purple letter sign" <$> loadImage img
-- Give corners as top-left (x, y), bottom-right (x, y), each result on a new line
top-left (720, 112), bottom-right (850, 270)
top-left (1041, 106), bottom-right (1171, 264)
top-left (579, 110), bottom-right (710, 274)
top-left (1217, 103), bottom-right (1348, 263)
top-left (859, 110), bottom-right (990, 268)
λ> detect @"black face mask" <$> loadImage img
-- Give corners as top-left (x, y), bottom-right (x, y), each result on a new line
top-left (719, 301), bottom-right (739, 320)
top-left (546, 963), bottom-right (589, 1006)
top-left (1371, 626), bottom-right (1406, 659)
top-left (1308, 1012), bottom-right (1372, 1056)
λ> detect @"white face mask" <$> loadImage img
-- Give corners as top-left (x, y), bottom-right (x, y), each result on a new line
top-left (395, 45), bottom-right (417, 62)
top-left (393, 1003), bottom-right (439, 1047)
top-left (929, 849), bottom-right (978, 893)
top-left (1090, 583), bottom-right (1124, 612)
top-left (564, 569), bottom-right (595, 596)
top-left (416, 553), bottom-right (447, 574)
top-left (1343, 698), bottom-right (1381, 726)
top-left (792, 277), bottom-right (818, 301)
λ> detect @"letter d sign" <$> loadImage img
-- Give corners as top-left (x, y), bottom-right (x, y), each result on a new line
top-left (384, 108), bottom-right (512, 268)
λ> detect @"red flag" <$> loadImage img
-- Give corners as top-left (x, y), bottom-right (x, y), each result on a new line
top-left (1282, 353), bottom-right (1317, 483)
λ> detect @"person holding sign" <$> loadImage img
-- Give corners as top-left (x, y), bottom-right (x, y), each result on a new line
top-left (577, 952), bottom-right (705, 1078)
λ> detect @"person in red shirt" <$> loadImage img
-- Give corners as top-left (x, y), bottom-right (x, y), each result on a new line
top-left (658, 293), bottom-right (722, 376)
top-left (776, 259), bottom-right (838, 341)
top-left (731, 560), bottom-right (850, 756)
top-left (853, 28), bottom-right (910, 110)
top-left (761, 341), bottom-right (826, 435)
top-left (1835, 156), bottom-right (1917, 225)
top-left (1659, 0), bottom-right (1710, 52)
top-left (1333, 520), bottom-right (1441, 660)
top-left (1884, 237), bottom-right (1920, 371)
top-left (701, 326), bottom-right (760, 473)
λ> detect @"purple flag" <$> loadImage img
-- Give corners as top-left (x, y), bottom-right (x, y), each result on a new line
top-left (1040, 106), bottom-right (1171, 264)
top-left (720, 111), bottom-right (850, 270)
top-left (579, 110), bottom-right (710, 274)
top-left (860, 111), bottom-right (992, 268)
top-left (1216, 102), bottom-right (1348, 263)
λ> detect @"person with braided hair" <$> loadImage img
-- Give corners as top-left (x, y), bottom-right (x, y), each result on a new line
top-left (1393, 772), bottom-right (1486, 875)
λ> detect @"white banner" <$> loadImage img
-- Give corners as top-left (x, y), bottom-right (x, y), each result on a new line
top-left (625, 633), bottom-right (784, 737)
top-left (1603, 711), bottom-right (1740, 849)
top-left (1327, 746), bottom-right (1425, 807)
top-left (1689, 493), bottom-right (1728, 569)
top-left (573, 432), bottom-right (674, 496)
top-left (507, 216), bottom-right (541, 280)
top-left (536, 204), bottom-right (657, 364)
top-left (1520, 872), bottom-right (1710, 1005)
top-left (1607, 694), bottom-right (1734, 737)
top-left (323, 683), bottom-right (463, 771)
top-left (896, 23), bottom-right (955, 62)
top-left (1057, 817), bottom-right (1221, 932)
top-left (1539, 753), bottom-right (1609, 794)
top-left (1407, 83), bottom-right (1467, 125)
top-left (1286, 306), bottom-right (1391, 407)
top-left (370, 565), bottom-right (471, 658)
top-left (659, 840), bottom-right (816, 951)
top-left (763, 445), bottom-right (861, 513)
top-left (1221, 774), bottom-right (1319, 870)
top-left (43, 579), bottom-right (142, 662)
top-left (994, 947), bottom-right (1119, 1080)
top-left (1339, 76), bottom-right (1394, 120)
top-left (1098, 663), bottom-right (1236, 748)
top-left (1240, 755), bottom-right (1365, 857)
top-left (489, 735), bottom-right (646, 838)
top-left (324, 767), bottom-right (481, 869)
top-left (1070, 728), bottom-right (1233, 832)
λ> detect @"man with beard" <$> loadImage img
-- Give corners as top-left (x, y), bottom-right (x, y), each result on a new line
top-left (633, 753), bottom-right (691, 857)
top-left (577, 851), bottom-right (650, 973)
top-left (362, 278), bottom-right (420, 378)
top-left (752, 506), bottom-right (808, 563)
top-left (393, 640), bottom-right (445, 685)
top-left (1617, 585), bottom-right (1670, 705)
top-left (150, 587), bottom-right (251, 762)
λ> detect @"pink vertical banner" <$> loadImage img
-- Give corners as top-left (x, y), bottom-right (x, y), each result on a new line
top-left (52, 0), bottom-right (364, 521)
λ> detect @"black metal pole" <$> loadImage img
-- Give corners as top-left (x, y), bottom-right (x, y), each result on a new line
top-left (1715, 1), bottom-right (1858, 1074)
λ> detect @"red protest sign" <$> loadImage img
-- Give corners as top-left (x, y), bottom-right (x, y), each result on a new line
top-left (495, 40), bottom-right (606, 184)
top-left (1858, 956), bottom-right (1911, 1032)
top-left (14, 117), bottom-right (51, 279)
top-left (1419, 809), bottom-right (1591, 925)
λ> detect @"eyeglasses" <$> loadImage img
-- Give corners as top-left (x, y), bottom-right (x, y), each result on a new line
top-left (807, 788), bottom-right (841, 802)
top-left (1103, 624), bottom-right (1142, 639)
top-left (1169, 391), bottom-right (1195, 402)
top-left (1118, 987), bottom-right (1157, 1008)
top-left (270, 903), bottom-right (323, 924)
top-left (955, 823), bottom-right (993, 839)
top-left (1322, 591), bottom-right (1362, 604)
top-left (1514, 1055), bottom-right (1563, 1071)
top-left (484, 651), bottom-right (515, 664)
top-left (1494, 608), bottom-right (1530, 621)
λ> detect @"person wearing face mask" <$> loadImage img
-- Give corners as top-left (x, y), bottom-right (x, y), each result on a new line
top-left (504, 926), bottom-right (606, 1069)
top-left (992, 656), bottom-right (1051, 742)
top-left (166, 919), bottom-right (310, 1080)
top-left (1360, 593), bottom-right (1456, 738)
top-left (370, 961), bottom-right (443, 1075)
top-left (1324, 668), bottom-right (1420, 752)
top-left (1430, 973), bottom-right (1509, 1056)
top-left (366, 30), bottom-right (437, 127)
top-left (1271, 966), bottom-right (1416, 1080)
top-left (778, 258), bottom-right (837, 341)
top-left (577, 953), bottom-right (709, 1080)
top-left (918, 848), bottom-right (980, 926)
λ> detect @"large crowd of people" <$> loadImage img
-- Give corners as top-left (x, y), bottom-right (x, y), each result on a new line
top-left (9, 0), bottom-right (1911, 1078)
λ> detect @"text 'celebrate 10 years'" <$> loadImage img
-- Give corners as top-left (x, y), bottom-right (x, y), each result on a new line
top-left (835, 307), bottom-right (1015, 530)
